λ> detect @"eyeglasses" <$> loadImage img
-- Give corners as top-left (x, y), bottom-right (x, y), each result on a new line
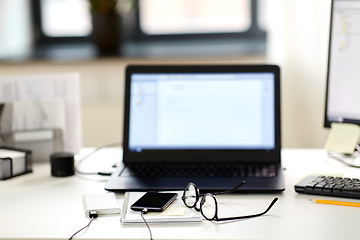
top-left (181, 181), bottom-right (278, 222)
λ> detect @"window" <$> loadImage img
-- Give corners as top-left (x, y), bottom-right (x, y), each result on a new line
top-left (34, 0), bottom-right (265, 37)
top-left (139, 0), bottom-right (251, 35)
top-left (31, 0), bottom-right (266, 57)
top-left (40, 0), bottom-right (92, 37)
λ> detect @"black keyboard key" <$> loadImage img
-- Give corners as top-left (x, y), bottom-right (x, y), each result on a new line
top-left (305, 181), bottom-right (317, 190)
top-left (314, 183), bottom-right (326, 191)
top-left (352, 178), bottom-right (360, 183)
top-left (333, 185), bottom-right (344, 193)
top-left (323, 184), bottom-right (335, 192)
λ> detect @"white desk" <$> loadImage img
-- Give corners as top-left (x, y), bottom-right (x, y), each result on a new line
top-left (1, 148), bottom-right (360, 240)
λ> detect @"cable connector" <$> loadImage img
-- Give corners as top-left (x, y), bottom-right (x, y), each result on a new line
top-left (89, 210), bottom-right (98, 219)
top-left (69, 210), bottom-right (98, 239)
top-left (97, 172), bottom-right (113, 176)
top-left (140, 208), bottom-right (152, 240)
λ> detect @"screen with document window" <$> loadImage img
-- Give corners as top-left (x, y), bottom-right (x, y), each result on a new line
top-left (128, 73), bottom-right (275, 151)
top-left (325, 0), bottom-right (360, 127)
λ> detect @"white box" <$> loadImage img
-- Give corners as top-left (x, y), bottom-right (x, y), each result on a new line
top-left (0, 147), bottom-right (32, 180)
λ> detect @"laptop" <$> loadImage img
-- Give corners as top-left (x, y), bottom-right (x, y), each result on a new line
top-left (105, 65), bottom-right (285, 193)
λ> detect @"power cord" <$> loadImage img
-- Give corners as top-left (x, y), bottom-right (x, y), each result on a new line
top-left (356, 145), bottom-right (360, 153)
top-left (328, 152), bottom-right (360, 168)
top-left (140, 208), bottom-right (153, 240)
top-left (328, 145), bottom-right (360, 168)
top-left (74, 141), bottom-right (122, 176)
top-left (69, 210), bottom-right (98, 240)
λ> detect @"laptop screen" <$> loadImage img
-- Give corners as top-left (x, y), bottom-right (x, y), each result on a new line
top-left (128, 72), bottom-right (275, 152)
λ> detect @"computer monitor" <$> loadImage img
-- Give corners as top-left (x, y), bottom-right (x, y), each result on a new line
top-left (324, 0), bottom-right (360, 128)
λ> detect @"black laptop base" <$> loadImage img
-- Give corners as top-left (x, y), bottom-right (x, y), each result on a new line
top-left (105, 164), bottom-right (285, 193)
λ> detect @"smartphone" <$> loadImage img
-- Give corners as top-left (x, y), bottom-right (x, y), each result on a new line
top-left (130, 192), bottom-right (178, 212)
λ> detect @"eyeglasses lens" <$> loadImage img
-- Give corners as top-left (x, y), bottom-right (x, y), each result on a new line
top-left (201, 195), bottom-right (216, 219)
top-left (184, 183), bottom-right (197, 207)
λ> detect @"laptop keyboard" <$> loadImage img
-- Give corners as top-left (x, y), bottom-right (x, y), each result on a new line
top-left (121, 163), bottom-right (277, 178)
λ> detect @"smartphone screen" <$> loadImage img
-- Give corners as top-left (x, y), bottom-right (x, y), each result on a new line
top-left (130, 192), bottom-right (178, 212)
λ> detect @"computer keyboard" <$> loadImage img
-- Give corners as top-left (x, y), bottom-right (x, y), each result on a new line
top-left (122, 163), bottom-right (277, 178)
top-left (294, 175), bottom-right (360, 199)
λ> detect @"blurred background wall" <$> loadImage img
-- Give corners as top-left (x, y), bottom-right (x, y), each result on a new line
top-left (0, 0), bottom-right (332, 149)
top-left (267, 0), bottom-right (331, 148)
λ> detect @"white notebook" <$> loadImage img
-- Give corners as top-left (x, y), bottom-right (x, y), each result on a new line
top-left (120, 191), bottom-right (202, 224)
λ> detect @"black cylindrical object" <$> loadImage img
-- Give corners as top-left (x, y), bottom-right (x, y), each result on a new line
top-left (50, 152), bottom-right (75, 177)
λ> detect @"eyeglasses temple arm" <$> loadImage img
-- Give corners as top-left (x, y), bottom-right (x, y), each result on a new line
top-left (211, 181), bottom-right (246, 195)
top-left (214, 197), bottom-right (278, 222)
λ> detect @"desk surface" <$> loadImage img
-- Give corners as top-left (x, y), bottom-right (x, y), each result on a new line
top-left (1, 148), bottom-right (360, 240)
